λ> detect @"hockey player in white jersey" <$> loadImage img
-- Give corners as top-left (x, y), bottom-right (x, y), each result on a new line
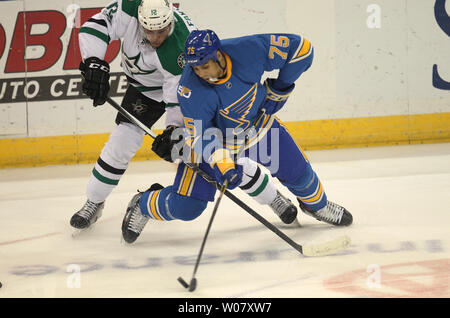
top-left (70, 0), bottom-right (196, 229)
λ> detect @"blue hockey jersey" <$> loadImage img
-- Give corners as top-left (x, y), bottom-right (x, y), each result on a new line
top-left (177, 33), bottom-right (314, 164)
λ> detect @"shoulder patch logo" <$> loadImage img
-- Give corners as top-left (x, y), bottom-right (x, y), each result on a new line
top-left (178, 85), bottom-right (191, 98)
top-left (177, 53), bottom-right (186, 69)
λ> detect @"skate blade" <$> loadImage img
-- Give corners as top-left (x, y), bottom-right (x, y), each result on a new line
top-left (71, 223), bottom-right (96, 238)
top-left (279, 217), bottom-right (301, 229)
top-left (120, 236), bottom-right (133, 246)
top-left (291, 217), bottom-right (301, 227)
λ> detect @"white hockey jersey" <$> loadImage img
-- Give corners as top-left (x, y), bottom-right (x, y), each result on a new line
top-left (78, 0), bottom-right (196, 127)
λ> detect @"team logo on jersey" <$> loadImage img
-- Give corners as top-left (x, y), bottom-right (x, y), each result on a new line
top-left (219, 83), bottom-right (258, 134)
top-left (132, 99), bottom-right (148, 115)
top-left (122, 52), bottom-right (157, 75)
top-left (177, 53), bottom-right (186, 69)
top-left (178, 85), bottom-right (192, 98)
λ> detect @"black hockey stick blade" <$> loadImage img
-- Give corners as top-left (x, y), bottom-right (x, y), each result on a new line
top-left (188, 278), bottom-right (197, 292)
top-left (177, 276), bottom-right (197, 292)
top-left (177, 276), bottom-right (189, 289)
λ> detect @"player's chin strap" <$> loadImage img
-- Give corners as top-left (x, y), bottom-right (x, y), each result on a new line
top-left (214, 50), bottom-right (228, 80)
top-left (105, 96), bottom-right (350, 257)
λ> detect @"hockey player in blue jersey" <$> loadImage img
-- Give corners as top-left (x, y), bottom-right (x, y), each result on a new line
top-left (121, 29), bottom-right (352, 243)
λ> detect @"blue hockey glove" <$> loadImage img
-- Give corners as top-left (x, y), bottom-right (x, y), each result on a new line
top-left (262, 78), bottom-right (295, 115)
top-left (210, 149), bottom-right (243, 190)
top-left (214, 163), bottom-right (243, 190)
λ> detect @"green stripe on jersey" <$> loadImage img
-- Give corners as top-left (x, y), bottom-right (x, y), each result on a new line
top-left (79, 27), bottom-right (110, 44)
top-left (166, 103), bottom-right (179, 107)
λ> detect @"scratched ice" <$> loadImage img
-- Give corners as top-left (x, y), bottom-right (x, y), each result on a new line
top-left (0, 143), bottom-right (449, 298)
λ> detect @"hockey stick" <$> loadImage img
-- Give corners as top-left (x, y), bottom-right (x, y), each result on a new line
top-left (177, 109), bottom-right (266, 292)
top-left (178, 180), bottom-right (228, 292)
top-left (106, 97), bottom-right (158, 139)
top-left (105, 96), bottom-right (351, 257)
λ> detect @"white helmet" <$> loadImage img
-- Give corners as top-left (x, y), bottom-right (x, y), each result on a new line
top-left (138, 0), bottom-right (174, 31)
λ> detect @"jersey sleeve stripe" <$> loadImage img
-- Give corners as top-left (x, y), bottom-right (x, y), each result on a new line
top-left (297, 38), bottom-right (311, 58)
top-left (133, 85), bottom-right (163, 92)
top-left (79, 27), bottom-right (110, 44)
top-left (87, 18), bottom-right (108, 27)
top-left (289, 37), bottom-right (313, 64)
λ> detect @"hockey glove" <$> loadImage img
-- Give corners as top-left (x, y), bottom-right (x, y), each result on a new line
top-left (210, 149), bottom-right (243, 190)
top-left (79, 57), bottom-right (110, 106)
top-left (262, 78), bottom-right (295, 115)
top-left (151, 126), bottom-right (184, 162)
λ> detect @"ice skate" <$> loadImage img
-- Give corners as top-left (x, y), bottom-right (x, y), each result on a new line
top-left (70, 199), bottom-right (104, 229)
top-left (270, 191), bottom-right (298, 224)
top-left (121, 183), bottom-right (164, 244)
top-left (298, 199), bottom-right (353, 226)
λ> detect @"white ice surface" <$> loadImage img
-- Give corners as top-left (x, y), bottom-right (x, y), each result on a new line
top-left (0, 143), bottom-right (449, 298)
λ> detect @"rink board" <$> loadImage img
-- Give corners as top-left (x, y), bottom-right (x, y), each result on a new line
top-left (1, 112), bottom-right (449, 168)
